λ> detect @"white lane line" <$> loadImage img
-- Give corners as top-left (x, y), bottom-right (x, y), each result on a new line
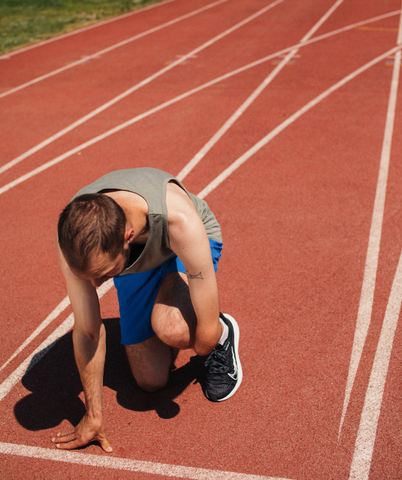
top-left (0, 313), bottom-right (75, 403)
top-left (0, 0), bottom-right (178, 60)
top-left (0, 279), bottom-right (113, 402)
top-left (0, 443), bottom-right (293, 480)
top-left (0, 296), bottom-right (70, 373)
top-left (176, 0), bottom-right (345, 181)
top-left (0, 11), bottom-right (399, 197)
top-left (1, 7), bottom-right (398, 103)
top-left (348, 8), bottom-right (402, 479)
top-left (349, 242), bottom-right (402, 479)
top-left (0, 0), bottom-right (285, 176)
top-left (339, 6), bottom-right (402, 439)
top-left (0, 0), bottom-right (230, 101)
top-left (196, 44), bottom-right (402, 199)
top-left (1, 2), bottom-right (395, 63)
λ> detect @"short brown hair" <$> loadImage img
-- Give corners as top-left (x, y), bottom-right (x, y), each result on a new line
top-left (58, 193), bottom-right (126, 273)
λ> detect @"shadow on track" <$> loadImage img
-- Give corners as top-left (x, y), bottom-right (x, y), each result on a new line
top-left (13, 318), bottom-right (206, 431)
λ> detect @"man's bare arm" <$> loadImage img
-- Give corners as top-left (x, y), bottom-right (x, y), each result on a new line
top-left (53, 243), bottom-right (112, 452)
top-left (166, 186), bottom-right (222, 356)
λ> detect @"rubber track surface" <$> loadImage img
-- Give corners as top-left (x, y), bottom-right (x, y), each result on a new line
top-left (0, 0), bottom-right (402, 478)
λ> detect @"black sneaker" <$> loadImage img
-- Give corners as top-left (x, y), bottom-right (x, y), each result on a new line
top-left (204, 313), bottom-right (242, 402)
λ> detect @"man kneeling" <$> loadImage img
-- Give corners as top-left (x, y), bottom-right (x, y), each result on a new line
top-left (53, 167), bottom-right (242, 451)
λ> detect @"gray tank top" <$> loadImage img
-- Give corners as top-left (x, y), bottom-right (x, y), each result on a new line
top-left (73, 168), bottom-right (222, 275)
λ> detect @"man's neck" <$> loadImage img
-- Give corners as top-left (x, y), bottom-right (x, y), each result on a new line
top-left (104, 190), bottom-right (149, 242)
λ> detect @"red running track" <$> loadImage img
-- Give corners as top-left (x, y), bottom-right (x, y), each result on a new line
top-left (0, 0), bottom-right (402, 478)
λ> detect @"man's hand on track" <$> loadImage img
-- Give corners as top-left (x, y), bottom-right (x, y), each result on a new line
top-left (51, 413), bottom-right (113, 452)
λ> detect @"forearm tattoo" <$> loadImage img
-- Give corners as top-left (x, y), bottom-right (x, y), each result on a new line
top-left (186, 270), bottom-right (204, 280)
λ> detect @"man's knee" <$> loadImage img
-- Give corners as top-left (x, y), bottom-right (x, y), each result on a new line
top-left (152, 305), bottom-right (189, 346)
top-left (135, 374), bottom-right (169, 393)
top-left (151, 271), bottom-right (196, 348)
top-left (124, 337), bottom-right (172, 392)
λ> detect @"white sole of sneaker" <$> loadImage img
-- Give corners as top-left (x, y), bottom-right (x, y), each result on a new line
top-left (217, 313), bottom-right (243, 401)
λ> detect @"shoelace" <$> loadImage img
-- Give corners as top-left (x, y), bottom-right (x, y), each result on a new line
top-left (205, 346), bottom-right (232, 374)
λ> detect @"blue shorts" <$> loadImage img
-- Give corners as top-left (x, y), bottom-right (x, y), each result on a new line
top-left (113, 238), bottom-right (223, 345)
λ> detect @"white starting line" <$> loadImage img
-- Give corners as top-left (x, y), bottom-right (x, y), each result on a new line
top-left (0, 442), bottom-right (294, 480)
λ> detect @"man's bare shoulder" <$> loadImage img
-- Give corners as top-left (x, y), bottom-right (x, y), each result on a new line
top-left (166, 182), bottom-right (206, 248)
top-left (166, 182), bottom-right (196, 213)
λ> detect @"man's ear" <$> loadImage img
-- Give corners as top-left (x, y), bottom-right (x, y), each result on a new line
top-left (124, 228), bottom-right (135, 244)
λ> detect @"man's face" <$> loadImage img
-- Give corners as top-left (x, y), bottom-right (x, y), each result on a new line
top-left (77, 246), bottom-right (130, 288)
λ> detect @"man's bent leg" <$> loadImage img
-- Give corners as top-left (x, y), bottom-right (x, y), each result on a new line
top-left (151, 267), bottom-right (242, 403)
top-left (125, 335), bottom-right (175, 392)
top-left (151, 271), bottom-right (197, 350)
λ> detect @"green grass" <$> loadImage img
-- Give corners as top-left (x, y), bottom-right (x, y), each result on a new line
top-left (0, 0), bottom-right (165, 55)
